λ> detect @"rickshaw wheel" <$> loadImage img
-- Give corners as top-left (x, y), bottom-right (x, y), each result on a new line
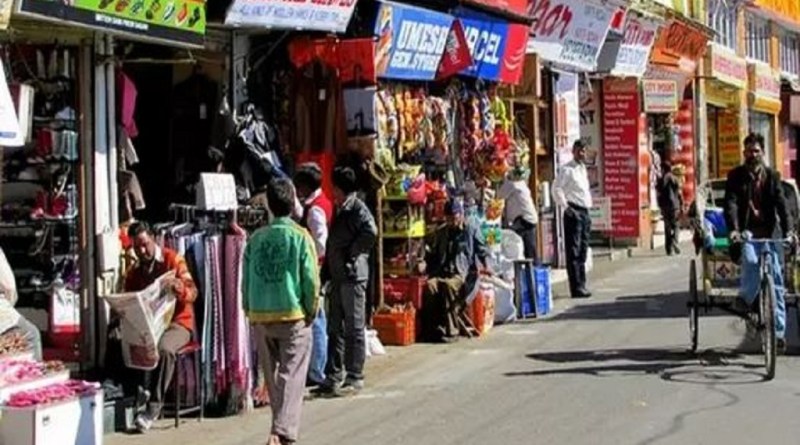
top-left (689, 259), bottom-right (699, 353)
top-left (761, 274), bottom-right (777, 381)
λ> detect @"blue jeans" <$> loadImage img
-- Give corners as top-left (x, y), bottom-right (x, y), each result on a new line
top-left (740, 241), bottom-right (786, 339)
top-left (308, 301), bottom-right (328, 384)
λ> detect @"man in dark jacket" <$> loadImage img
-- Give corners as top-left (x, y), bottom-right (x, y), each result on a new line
top-left (316, 166), bottom-right (377, 397)
top-left (724, 132), bottom-right (794, 351)
top-left (658, 160), bottom-right (684, 256)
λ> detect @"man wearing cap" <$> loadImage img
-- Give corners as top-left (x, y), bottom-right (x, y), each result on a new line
top-left (553, 140), bottom-right (593, 298)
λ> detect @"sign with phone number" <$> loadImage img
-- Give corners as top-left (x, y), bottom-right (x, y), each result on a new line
top-left (226, 0), bottom-right (357, 33)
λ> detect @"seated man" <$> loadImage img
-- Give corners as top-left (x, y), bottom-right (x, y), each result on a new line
top-left (122, 222), bottom-right (198, 432)
top-left (421, 200), bottom-right (489, 343)
top-left (0, 247), bottom-right (42, 360)
top-left (724, 133), bottom-right (794, 353)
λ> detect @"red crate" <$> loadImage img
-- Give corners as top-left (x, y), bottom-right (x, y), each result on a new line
top-left (383, 276), bottom-right (426, 309)
top-left (373, 308), bottom-right (416, 346)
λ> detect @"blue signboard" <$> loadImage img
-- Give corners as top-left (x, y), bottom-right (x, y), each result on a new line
top-left (374, 1), bottom-right (455, 81)
top-left (453, 7), bottom-right (509, 80)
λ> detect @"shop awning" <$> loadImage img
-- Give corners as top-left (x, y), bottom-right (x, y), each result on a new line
top-left (224, 0), bottom-right (357, 33)
top-left (14, 0), bottom-right (206, 48)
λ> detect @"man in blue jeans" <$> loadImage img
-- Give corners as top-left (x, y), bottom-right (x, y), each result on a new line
top-left (725, 133), bottom-right (795, 353)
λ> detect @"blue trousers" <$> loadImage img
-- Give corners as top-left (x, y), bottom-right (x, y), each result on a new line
top-left (740, 242), bottom-right (786, 339)
top-left (308, 301), bottom-right (328, 384)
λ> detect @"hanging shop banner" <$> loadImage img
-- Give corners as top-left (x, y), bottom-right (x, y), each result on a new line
top-left (527, 0), bottom-right (618, 71)
top-left (17, 0), bottom-right (206, 47)
top-left (717, 111), bottom-right (741, 177)
top-left (748, 62), bottom-right (782, 113)
top-left (579, 79), bottom-right (603, 197)
top-left (464, 0), bottom-right (530, 17)
top-left (611, 15), bottom-right (660, 77)
top-left (375, 1), bottom-right (454, 81)
top-left (643, 80), bottom-right (678, 113)
top-left (226, 0), bottom-right (356, 33)
top-left (649, 18), bottom-right (709, 73)
top-left (454, 7), bottom-right (528, 84)
top-left (0, 60), bottom-right (22, 147)
top-left (706, 44), bottom-right (747, 90)
top-left (438, 20), bottom-right (474, 79)
top-left (602, 77), bottom-right (641, 238)
top-left (554, 71), bottom-right (580, 167)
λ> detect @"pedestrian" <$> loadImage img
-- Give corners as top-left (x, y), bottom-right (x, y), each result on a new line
top-left (498, 169), bottom-right (539, 264)
top-left (122, 222), bottom-right (198, 432)
top-left (724, 132), bottom-right (795, 354)
top-left (658, 160), bottom-right (684, 256)
top-left (553, 140), bottom-right (593, 298)
top-left (243, 178), bottom-right (320, 445)
top-left (314, 166), bottom-right (377, 397)
top-left (293, 163), bottom-right (333, 387)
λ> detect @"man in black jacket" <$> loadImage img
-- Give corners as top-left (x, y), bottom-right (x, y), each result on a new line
top-left (316, 166), bottom-right (377, 397)
top-left (724, 133), bottom-right (794, 351)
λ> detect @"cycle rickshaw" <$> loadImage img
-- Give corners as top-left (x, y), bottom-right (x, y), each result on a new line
top-left (688, 178), bottom-right (800, 380)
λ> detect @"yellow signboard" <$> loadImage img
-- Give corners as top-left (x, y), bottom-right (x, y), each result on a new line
top-left (717, 111), bottom-right (741, 177)
top-left (754, 0), bottom-right (800, 25)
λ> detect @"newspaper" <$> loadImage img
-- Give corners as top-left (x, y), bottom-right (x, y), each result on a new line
top-left (102, 272), bottom-right (176, 370)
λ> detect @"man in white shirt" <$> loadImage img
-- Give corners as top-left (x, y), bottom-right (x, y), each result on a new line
top-left (553, 140), bottom-right (593, 298)
top-left (499, 170), bottom-right (539, 263)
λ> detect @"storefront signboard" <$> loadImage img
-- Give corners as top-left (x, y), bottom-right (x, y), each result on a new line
top-left (717, 111), bottom-right (741, 177)
top-left (527, 0), bottom-right (618, 71)
top-left (643, 80), bottom-right (678, 113)
top-left (463, 0), bottom-right (529, 17)
top-left (611, 15), bottom-right (660, 77)
top-left (650, 19), bottom-right (708, 73)
top-left (374, 2), bottom-right (455, 81)
top-left (579, 79), bottom-right (603, 197)
top-left (602, 77), bottom-right (641, 238)
top-left (226, 0), bottom-right (356, 33)
top-left (707, 44), bottom-right (748, 89)
top-left (748, 62), bottom-right (781, 109)
top-left (453, 7), bottom-right (528, 84)
top-left (17, 0), bottom-right (206, 47)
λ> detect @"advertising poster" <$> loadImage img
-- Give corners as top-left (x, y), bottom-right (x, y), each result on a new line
top-left (612, 15), bottom-right (660, 77)
top-left (454, 7), bottom-right (527, 84)
top-left (579, 80), bottom-right (602, 197)
top-left (602, 78), bottom-right (641, 238)
top-left (18, 0), bottom-right (205, 47)
top-left (226, 0), bottom-right (357, 33)
top-left (643, 80), bottom-right (678, 113)
top-left (717, 111), bottom-right (740, 177)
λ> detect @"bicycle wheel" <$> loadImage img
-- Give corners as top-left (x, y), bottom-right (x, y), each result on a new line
top-left (760, 273), bottom-right (777, 381)
top-left (689, 259), bottom-right (699, 353)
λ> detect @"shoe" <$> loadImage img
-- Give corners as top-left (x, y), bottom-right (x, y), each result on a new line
top-left (188, 6), bottom-right (201, 27)
top-left (572, 289), bottom-right (592, 298)
top-left (176, 3), bottom-right (188, 25)
top-left (134, 413), bottom-right (153, 433)
top-left (309, 384), bottom-right (339, 399)
top-left (335, 379), bottom-right (364, 397)
top-left (777, 338), bottom-right (787, 355)
top-left (674, 245), bottom-right (682, 255)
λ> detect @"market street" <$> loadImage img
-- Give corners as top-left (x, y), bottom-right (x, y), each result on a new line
top-left (107, 248), bottom-right (800, 445)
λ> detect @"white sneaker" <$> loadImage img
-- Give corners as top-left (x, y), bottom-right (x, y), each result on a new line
top-left (134, 413), bottom-right (153, 433)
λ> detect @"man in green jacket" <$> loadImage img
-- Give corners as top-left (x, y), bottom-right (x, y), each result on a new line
top-left (243, 177), bottom-right (319, 445)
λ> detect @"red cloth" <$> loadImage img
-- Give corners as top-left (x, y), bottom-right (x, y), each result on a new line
top-left (296, 151), bottom-right (336, 200)
top-left (124, 247), bottom-right (197, 333)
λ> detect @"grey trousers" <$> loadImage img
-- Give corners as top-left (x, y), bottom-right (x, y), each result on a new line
top-left (326, 280), bottom-right (367, 385)
top-left (146, 324), bottom-right (191, 416)
top-left (256, 321), bottom-right (313, 442)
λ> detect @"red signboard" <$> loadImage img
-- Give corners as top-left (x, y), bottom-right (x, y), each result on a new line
top-left (437, 20), bottom-right (474, 79)
top-left (466, 0), bottom-right (529, 17)
top-left (499, 23), bottom-right (529, 84)
top-left (603, 78), bottom-right (641, 238)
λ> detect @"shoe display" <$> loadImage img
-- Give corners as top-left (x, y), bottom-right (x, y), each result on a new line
top-left (176, 3), bottom-right (188, 25)
top-left (146, 0), bottom-right (161, 20)
top-left (188, 6), bottom-right (201, 27)
top-left (162, 1), bottom-right (175, 20)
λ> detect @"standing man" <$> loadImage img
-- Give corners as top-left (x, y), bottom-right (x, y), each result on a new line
top-left (724, 133), bottom-right (794, 353)
top-left (553, 140), bottom-right (593, 298)
top-left (293, 163), bottom-right (333, 387)
top-left (243, 178), bottom-right (319, 445)
top-left (658, 160), bottom-right (684, 256)
top-left (316, 166), bottom-right (377, 397)
top-left (499, 170), bottom-right (539, 264)
top-left (124, 222), bottom-right (198, 432)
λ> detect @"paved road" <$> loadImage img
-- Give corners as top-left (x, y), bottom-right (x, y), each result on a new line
top-left (108, 250), bottom-right (800, 445)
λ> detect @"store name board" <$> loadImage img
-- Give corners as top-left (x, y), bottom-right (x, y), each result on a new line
top-left (643, 80), bottom-right (678, 113)
top-left (611, 15), bottom-right (660, 77)
top-left (17, 0), bottom-right (206, 47)
top-left (749, 63), bottom-right (781, 101)
top-left (226, 0), bottom-right (357, 32)
top-left (465, 0), bottom-right (529, 17)
top-left (527, 0), bottom-right (617, 71)
top-left (650, 19), bottom-right (708, 72)
top-left (454, 7), bottom-right (528, 84)
top-left (752, 0), bottom-right (800, 25)
top-left (708, 44), bottom-right (747, 89)
top-left (375, 2), bottom-right (454, 80)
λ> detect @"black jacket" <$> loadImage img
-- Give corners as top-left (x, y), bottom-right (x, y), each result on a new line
top-left (724, 165), bottom-right (792, 238)
top-left (325, 195), bottom-right (377, 283)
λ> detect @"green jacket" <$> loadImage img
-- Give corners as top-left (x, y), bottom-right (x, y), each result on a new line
top-left (243, 217), bottom-right (320, 323)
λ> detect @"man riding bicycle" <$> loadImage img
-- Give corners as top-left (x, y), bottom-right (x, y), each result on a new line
top-left (724, 133), bottom-right (796, 353)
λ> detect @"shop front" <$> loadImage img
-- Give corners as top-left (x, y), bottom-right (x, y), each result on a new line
top-left (747, 62), bottom-right (783, 170)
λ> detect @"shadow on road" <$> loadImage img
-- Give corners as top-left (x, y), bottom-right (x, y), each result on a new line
top-left (542, 292), bottom-right (692, 321)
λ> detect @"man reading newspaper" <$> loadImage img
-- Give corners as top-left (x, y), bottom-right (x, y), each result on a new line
top-left (111, 221), bottom-right (198, 433)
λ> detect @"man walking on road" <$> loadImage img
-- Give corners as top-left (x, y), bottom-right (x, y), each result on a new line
top-left (243, 178), bottom-right (320, 445)
top-left (315, 166), bottom-right (378, 397)
top-left (724, 132), bottom-right (794, 353)
top-left (553, 140), bottom-right (593, 298)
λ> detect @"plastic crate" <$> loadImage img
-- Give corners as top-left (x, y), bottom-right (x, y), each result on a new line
top-left (534, 266), bottom-right (552, 317)
top-left (514, 260), bottom-right (536, 318)
top-left (384, 276), bottom-right (426, 309)
top-left (373, 308), bottom-right (415, 346)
